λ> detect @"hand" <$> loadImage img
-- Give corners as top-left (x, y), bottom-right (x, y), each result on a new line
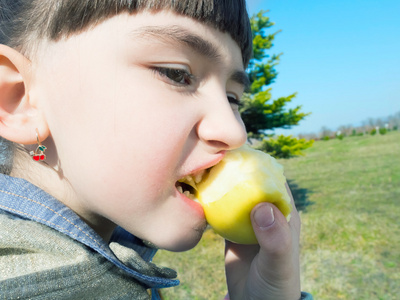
top-left (224, 185), bottom-right (301, 300)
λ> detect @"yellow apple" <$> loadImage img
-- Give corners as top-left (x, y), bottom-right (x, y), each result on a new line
top-left (196, 144), bottom-right (292, 244)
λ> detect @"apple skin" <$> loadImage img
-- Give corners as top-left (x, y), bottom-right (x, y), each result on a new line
top-left (196, 144), bottom-right (292, 244)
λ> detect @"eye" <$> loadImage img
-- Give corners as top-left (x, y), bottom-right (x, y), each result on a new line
top-left (227, 93), bottom-right (243, 108)
top-left (152, 66), bottom-right (194, 86)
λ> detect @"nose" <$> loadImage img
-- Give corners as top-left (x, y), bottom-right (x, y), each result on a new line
top-left (196, 92), bottom-right (247, 152)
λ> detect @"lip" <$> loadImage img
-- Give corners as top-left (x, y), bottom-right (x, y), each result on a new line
top-left (175, 185), bottom-right (205, 217)
top-left (178, 151), bottom-right (226, 180)
top-left (174, 151), bottom-right (226, 217)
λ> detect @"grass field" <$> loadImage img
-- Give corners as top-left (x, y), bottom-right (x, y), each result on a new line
top-left (154, 131), bottom-right (400, 299)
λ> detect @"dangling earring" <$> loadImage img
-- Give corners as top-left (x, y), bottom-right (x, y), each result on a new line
top-left (30, 129), bottom-right (47, 161)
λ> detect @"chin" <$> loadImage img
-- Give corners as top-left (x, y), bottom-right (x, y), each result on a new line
top-left (153, 224), bottom-right (206, 252)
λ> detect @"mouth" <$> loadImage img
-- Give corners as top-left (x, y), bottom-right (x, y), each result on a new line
top-left (175, 169), bottom-right (209, 201)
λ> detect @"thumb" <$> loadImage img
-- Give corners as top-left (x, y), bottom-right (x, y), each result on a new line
top-left (251, 202), bottom-right (292, 255)
top-left (248, 202), bottom-right (301, 299)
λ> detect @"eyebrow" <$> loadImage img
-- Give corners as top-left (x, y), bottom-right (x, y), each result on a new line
top-left (231, 70), bottom-right (251, 90)
top-left (130, 25), bottom-right (250, 90)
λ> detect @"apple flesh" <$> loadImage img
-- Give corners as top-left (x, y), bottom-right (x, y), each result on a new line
top-left (196, 144), bottom-right (292, 244)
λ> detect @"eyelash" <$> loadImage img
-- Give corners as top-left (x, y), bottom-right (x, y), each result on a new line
top-left (152, 66), bottom-right (243, 107)
top-left (152, 66), bottom-right (195, 86)
top-left (228, 95), bottom-right (243, 108)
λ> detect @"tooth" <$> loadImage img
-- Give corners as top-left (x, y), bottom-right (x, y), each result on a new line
top-left (188, 193), bottom-right (197, 201)
top-left (194, 170), bottom-right (205, 183)
top-left (184, 191), bottom-right (191, 197)
top-left (177, 186), bottom-right (183, 193)
top-left (189, 176), bottom-right (197, 186)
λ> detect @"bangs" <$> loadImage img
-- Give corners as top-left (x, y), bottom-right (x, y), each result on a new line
top-left (33, 0), bottom-right (251, 66)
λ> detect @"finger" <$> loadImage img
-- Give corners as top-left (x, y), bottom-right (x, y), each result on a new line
top-left (251, 202), bottom-right (292, 257)
top-left (224, 239), bottom-right (259, 298)
top-left (248, 202), bottom-right (301, 299)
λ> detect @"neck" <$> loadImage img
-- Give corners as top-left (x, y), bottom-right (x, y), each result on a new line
top-left (10, 146), bottom-right (116, 242)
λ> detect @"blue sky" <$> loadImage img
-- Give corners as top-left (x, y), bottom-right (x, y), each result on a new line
top-left (246, 0), bottom-right (400, 136)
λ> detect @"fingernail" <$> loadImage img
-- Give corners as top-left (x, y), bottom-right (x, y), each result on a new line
top-left (254, 205), bottom-right (275, 229)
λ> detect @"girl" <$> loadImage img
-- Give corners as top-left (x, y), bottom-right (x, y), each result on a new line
top-left (0, 0), bottom-right (312, 299)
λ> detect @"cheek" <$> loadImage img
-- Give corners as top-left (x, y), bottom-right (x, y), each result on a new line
top-left (40, 54), bottom-right (196, 206)
top-left (76, 106), bottom-right (188, 203)
top-left (93, 109), bottom-right (193, 212)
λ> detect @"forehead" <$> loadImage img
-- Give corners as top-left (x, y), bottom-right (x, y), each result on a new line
top-left (35, 10), bottom-right (248, 87)
top-left (40, 10), bottom-right (244, 66)
top-left (127, 10), bottom-right (245, 66)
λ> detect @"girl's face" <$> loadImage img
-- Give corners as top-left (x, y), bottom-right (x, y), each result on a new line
top-left (32, 10), bottom-right (247, 251)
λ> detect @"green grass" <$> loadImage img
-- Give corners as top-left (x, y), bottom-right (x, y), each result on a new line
top-left (154, 131), bottom-right (400, 299)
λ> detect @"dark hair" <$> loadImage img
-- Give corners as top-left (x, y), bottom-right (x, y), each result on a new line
top-left (0, 137), bottom-right (13, 174)
top-left (0, 0), bottom-right (252, 65)
top-left (0, 0), bottom-right (252, 174)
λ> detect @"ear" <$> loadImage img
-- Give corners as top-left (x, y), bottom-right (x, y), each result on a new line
top-left (0, 45), bottom-right (49, 144)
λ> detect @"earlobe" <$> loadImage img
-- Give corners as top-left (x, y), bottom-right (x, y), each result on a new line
top-left (0, 45), bottom-right (48, 144)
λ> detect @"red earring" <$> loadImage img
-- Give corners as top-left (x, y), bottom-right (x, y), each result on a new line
top-left (30, 129), bottom-right (47, 161)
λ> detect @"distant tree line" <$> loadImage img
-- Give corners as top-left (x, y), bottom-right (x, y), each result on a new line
top-left (298, 111), bottom-right (400, 140)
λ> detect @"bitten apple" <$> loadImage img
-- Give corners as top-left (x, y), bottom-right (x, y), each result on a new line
top-left (196, 144), bottom-right (292, 244)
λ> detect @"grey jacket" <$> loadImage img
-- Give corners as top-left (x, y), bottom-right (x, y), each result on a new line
top-left (0, 174), bottom-right (178, 299)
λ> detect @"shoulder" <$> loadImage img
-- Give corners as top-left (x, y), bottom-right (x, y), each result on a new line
top-left (0, 209), bottom-right (86, 252)
top-left (0, 211), bottom-right (148, 299)
top-left (0, 210), bottom-right (98, 278)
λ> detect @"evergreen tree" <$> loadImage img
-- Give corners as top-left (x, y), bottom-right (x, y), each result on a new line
top-left (241, 11), bottom-right (313, 157)
top-left (241, 11), bottom-right (309, 138)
